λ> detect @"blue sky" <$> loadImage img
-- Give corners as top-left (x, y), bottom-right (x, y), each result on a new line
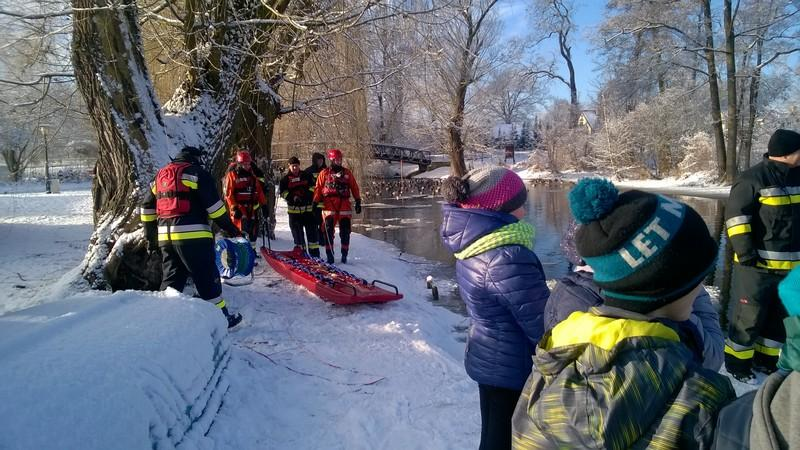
top-left (497, 0), bottom-right (605, 104)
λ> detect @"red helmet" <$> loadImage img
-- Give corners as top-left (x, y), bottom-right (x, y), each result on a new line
top-left (327, 148), bottom-right (343, 160)
top-left (236, 150), bottom-right (252, 164)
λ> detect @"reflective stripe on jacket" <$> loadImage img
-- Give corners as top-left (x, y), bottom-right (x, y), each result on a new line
top-left (726, 155), bottom-right (800, 270)
top-left (141, 153), bottom-right (239, 244)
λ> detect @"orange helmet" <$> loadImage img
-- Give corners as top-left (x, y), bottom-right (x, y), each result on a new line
top-left (327, 148), bottom-right (343, 160)
top-left (236, 150), bottom-right (252, 164)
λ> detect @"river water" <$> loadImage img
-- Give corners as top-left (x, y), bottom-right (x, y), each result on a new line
top-left (353, 182), bottom-right (734, 321)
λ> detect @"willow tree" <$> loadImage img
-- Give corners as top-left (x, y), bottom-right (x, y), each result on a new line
top-left (71, 0), bottom-right (292, 290)
top-left (69, 0), bottom-right (425, 290)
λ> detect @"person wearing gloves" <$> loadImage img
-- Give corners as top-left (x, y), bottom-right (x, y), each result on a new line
top-left (313, 149), bottom-right (361, 264)
top-left (544, 219), bottom-right (725, 371)
top-left (512, 178), bottom-right (734, 449)
top-left (724, 129), bottom-right (800, 382)
top-left (140, 146), bottom-right (243, 328)
top-left (440, 166), bottom-right (549, 450)
top-left (279, 156), bottom-right (319, 257)
top-left (713, 266), bottom-right (800, 450)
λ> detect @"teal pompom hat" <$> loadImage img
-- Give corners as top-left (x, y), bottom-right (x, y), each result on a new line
top-left (569, 178), bottom-right (718, 313)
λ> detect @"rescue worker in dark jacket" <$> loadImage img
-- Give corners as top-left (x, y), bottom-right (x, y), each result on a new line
top-left (724, 129), bottom-right (800, 382)
top-left (224, 149), bottom-right (267, 252)
top-left (713, 266), bottom-right (800, 450)
top-left (544, 220), bottom-right (725, 371)
top-left (313, 149), bottom-right (361, 264)
top-left (440, 167), bottom-right (549, 450)
top-left (279, 156), bottom-right (319, 257)
top-left (512, 179), bottom-right (735, 449)
top-left (140, 146), bottom-right (243, 328)
top-left (305, 152), bottom-right (327, 252)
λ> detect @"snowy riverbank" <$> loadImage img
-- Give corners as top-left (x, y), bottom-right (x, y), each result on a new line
top-left (0, 181), bottom-right (756, 449)
top-left (0, 182), bottom-right (479, 449)
top-left (415, 162), bottom-right (731, 199)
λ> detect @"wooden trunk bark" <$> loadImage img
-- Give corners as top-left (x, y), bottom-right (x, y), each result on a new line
top-left (723, 0), bottom-right (738, 182)
top-left (701, 0), bottom-right (727, 180)
top-left (72, 0), bottom-right (166, 290)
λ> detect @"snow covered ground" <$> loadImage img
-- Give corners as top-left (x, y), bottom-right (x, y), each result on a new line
top-left (0, 182), bottom-right (478, 449)
top-left (0, 180), bottom-right (758, 449)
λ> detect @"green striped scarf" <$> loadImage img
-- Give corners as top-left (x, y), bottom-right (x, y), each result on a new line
top-left (454, 221), bottom-right (536, 260)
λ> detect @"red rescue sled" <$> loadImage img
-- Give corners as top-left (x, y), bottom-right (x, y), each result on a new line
top-left (261, 247), bottom-right (403, 305)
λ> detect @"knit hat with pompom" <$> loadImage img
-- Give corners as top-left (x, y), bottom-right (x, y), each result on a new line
top-left (569, 178), bottom-right (717, 313)
top-left (441, 167), bottom-right (527, 214)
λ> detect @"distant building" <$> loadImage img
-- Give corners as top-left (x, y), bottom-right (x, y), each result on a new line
top-left (578, 110), bottom-right (598, 134)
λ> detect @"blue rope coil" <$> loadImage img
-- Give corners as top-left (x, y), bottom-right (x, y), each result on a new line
top-left (215, 238), bottom-right (256, 279)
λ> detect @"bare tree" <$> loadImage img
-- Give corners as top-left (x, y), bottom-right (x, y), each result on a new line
top-left (483, 67), bottom-right (543, 124)
top-left (413, 0), bottom-right (501, 177)
top-left (527, 0), bottom-right (579, 126)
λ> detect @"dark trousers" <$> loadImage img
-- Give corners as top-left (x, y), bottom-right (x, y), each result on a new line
top-left (240, 215), bottom-right (259, 245)
top-left (313, 206), bottom-right (326, 249)
top-left (288, 212), bottom-right (320, 257)
top-left (726, 264), bottom-right (787, 371)
top-left (323, 216), bottom-right (351, 257)
top-left (160, 239), bottom-right (222, 303)
top-left (478, 384), bottom-right (521, 450)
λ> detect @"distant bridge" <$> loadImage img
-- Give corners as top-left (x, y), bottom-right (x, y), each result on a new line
top-left (370, 143), bottom-right (432, 169)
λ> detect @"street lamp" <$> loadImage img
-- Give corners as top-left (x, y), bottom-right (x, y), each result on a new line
top-left (39, 125), bottom-right (51, 194)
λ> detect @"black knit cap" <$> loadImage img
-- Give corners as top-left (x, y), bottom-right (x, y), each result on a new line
top-left (768, 129), bottom-right (800, 157)
top-left (569, 178), bottom-right (717, 313)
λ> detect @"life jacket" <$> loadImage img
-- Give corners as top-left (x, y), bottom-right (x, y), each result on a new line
top-left (155, 162), bottom-right (192, 218)
top-left (230, 167), bottom-right (258, 205)
top-left (321, 167), bottom-right (352, 198)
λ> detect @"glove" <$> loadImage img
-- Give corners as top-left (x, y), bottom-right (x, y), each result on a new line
top-left (354, 199), bottom-right (362, 214)
top-left (292, 195), bottom-right (302, 204)
top-left (233, 209), bottom-right (243, 219)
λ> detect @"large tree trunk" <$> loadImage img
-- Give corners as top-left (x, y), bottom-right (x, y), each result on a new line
top-left (72, 0), bottom-right (168, 290)
top-left (72, 0), bottom-right (290, 291)
top-left (448, 77), bottom-right (469, 177)
top-left (723, 0), bottom-right (738, 182)
top-left (741, 30), bottom-right (765, 170)
top-left (701, 0), bottom-right (727, 181)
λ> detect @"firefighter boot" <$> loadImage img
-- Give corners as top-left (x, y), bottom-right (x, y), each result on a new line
top-left (326, 249), bottom-right (335, 264)
top-left (221, 306), bottom-right (243, 329)
top-left (753, 351), bottom-right (779, 375)
top-left (341, 250), bottom-right (348, 264)
top-left (725, 352), bottom-right (757, 384)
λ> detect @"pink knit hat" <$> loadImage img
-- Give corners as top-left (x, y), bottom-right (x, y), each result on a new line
top-left (453, 167), bottom-right (527, 213)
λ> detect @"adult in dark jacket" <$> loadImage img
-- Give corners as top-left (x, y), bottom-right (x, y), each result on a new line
top-left (544, 221), bottom-right (725, 371)
top-left (305, 152), bottom-right (327, 251)
top-left (279, 156), bottom-right (319, 257)
top-left (140, 146), bottom-right (243, 328)
top-left (713, 266), bottom-right (800, 450)
top-left (724, 129), bottom-right (800, 381)
top-left (440, 166), bottom-right (549, 450)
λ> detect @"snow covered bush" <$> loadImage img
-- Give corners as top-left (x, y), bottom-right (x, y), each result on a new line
top-left (677, 131), bottom-right (715, 175)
